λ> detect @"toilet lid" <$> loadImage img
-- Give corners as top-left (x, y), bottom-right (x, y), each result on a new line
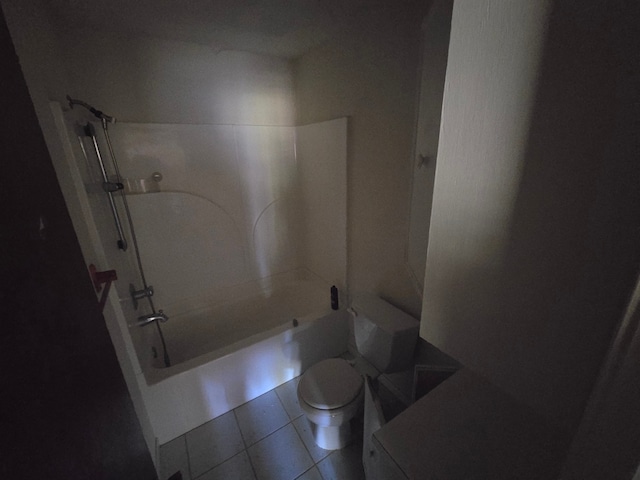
top-left (299, 358), bottom-right (363, 410)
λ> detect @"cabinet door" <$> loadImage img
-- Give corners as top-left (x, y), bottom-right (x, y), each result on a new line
top-left (363, 376), bottom-right (408, 480)
top-left (368, 436), bottom-right (410, 480)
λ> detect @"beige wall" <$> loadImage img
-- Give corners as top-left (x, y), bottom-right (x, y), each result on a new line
top-left (58, 28), bottom-right (295, 126)
top-left (294, 2), bottom-right (426, 317)
top-left (407, 0), bottom-right (453, 296)
top-left (296, 118), bottom-right (348, 291)
top-left (422, 0), bottom-right (640, 436)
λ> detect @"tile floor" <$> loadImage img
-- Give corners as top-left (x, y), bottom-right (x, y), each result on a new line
top-left (158, 371), bottom-right (369, 480)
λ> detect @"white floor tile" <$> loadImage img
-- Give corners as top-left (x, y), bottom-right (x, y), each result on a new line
top-left (186, 411), bottom-right (245, 478)
top-left (247, 424), bottom-right (314, 480)
top-left (235, 390), bottom-right (290, 445)
top-left (173, 364), bottom-right (370, 480)
top-left (195, 451), bottom-right (256, 480)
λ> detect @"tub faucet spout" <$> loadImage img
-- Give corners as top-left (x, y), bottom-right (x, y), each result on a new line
top-left (135, 310), bottom-right (169, 327)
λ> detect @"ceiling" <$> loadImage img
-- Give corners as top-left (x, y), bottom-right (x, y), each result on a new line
top-left (44, 0), bottom-right (383, 58)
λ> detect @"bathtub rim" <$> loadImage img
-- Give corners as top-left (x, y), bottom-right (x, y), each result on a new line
top-left (143, 306), bottom-right (335, 385)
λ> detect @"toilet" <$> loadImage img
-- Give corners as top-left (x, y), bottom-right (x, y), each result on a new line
top-left (297, 294), bottom-right (420, 450)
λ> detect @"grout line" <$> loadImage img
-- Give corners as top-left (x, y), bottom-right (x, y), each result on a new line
top-left (232, 409), bottom-right (260, 480)
top-left (239, 390), bottom-right (293, 448)
top-left (274, 377), bottom-right (305, 421)
top-left (178, 388), bottom-right (362, 480)
top-left (182, 434), bottom-right (193, 480)
top-left (272, 381), bottom-right (292, 420)
top-left (294, 465), bottom-right (323, 480)
top-left (191, 450), bottom-right (251, 480)
top-left (291, 418), bottom-right (312, 458)
top-left (290, 415), bottom-right (330, 476)
top-left (273, 384), bottom-right (287, 414)
top-left (233, 408), bottom-right (250, 450)
top-left (247, 422), bottom-right (302, 480)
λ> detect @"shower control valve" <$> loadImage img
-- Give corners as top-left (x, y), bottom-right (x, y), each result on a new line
top-left (130, 283), bottom-right (154, 310)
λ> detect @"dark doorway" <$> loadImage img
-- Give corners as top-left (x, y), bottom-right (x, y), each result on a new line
top-left (0, 5), bottom-right (157, 479)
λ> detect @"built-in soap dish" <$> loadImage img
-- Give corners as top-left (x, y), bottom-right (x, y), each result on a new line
top-left (122, 172), bottom-right (162, 194)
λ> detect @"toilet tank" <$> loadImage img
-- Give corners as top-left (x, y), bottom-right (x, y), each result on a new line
top-left (352, 294), bottom-right (420, 373)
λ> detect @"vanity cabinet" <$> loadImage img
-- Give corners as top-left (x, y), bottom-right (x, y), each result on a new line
top-left (364, 368), bottom-right (569, 480)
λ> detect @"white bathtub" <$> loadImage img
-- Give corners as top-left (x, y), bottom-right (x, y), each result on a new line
top-left (136, 274), bottom-right (349, 444)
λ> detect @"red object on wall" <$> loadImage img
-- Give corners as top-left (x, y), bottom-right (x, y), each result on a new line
top-left (88, 263), bottom-right (117, 311)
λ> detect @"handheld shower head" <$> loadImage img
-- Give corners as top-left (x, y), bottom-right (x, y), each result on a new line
top-left (67, 95), bottom-right (116, 123)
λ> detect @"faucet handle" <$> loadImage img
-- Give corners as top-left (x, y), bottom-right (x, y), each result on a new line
top-left (130, 283), bottom-right (154, 310)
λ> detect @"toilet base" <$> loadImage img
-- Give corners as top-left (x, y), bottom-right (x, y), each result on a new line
top-left (310, 419), bottom-right (352, 450)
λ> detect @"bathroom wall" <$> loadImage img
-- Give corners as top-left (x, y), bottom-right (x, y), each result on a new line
top-left (293, 1), bottom-right (428, 317)
top-left (406, 0), bottom-right (453, 295)
top-left (14, 0), bottom-right (427, 320)
top-left (296, 118), bottom-right (348, 292)
top-left (48, 20), bottom-right (347, 311)
top-left (422, 0), bottom-right (640, 436)
top-left (57, 29), bottom-right (295, 126)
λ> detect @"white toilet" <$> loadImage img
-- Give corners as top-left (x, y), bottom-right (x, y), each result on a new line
top-left (297, 294), bottom-right (420, 450)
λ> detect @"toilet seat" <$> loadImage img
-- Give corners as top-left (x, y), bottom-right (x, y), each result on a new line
top-left (299, 358), bottom-right (363, 409)
top-left (297, 358), bottom-right (365, 449)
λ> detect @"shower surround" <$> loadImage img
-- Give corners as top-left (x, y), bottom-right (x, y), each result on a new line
top-left (103, 119), bottom-right (346, 311)
top-left (52, 102), bottom-right (347, 443)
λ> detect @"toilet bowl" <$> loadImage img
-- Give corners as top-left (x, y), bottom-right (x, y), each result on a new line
top-left (297, 358), bottom-right (364, 450)
top-left (297, 294), bottom-right (419, 450)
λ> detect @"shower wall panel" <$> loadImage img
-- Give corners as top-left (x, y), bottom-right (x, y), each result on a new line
top-left (105, 123), bottom-right (301, 310)
top-left (234, 126), bottom-right (299, 280)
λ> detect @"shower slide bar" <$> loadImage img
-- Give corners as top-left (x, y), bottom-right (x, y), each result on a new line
top-left (68, 95), bottom-right (128, 250)
top-left (82, 121), bottom-right (128, 251)
top-left (69, 96), bottom-right (171, 366)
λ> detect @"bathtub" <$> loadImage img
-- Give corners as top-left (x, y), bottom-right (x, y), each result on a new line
top-left (136, 273), bottom-right (349, 444)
